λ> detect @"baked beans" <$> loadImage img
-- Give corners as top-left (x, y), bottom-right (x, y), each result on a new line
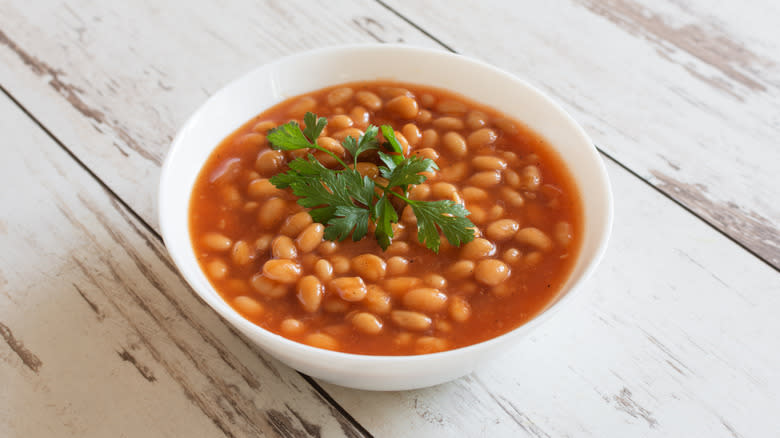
top-left (190, 81), bottom-right (582, 355)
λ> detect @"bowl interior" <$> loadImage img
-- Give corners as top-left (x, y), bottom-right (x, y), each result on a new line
top-left (159, 44), bottom-right (612, 388)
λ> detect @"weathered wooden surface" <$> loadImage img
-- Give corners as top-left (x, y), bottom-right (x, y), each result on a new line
top-left (322, 158), bottom-right (780, 437)
top-left (0, 0), bottom-right (778, 437)
top-left (384, 0), bottom-right (780, 268)
top-left (0, 92), bottom-right (363, 437)
top-left (0, 0), bottom-right (435, 231)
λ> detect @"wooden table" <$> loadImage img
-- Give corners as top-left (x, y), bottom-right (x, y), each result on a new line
top-left (1, 1), bottom-right (778, 436)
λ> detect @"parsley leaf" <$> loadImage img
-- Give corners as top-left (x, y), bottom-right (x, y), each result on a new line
top-left (267, 113), bottom-right (349, 169)
top-left (343, 125), bottom-right (379, 165)
top-left (269, 154), bottom-right (330, 189)
top-left (326, 205), bottom-right (371, 242)
top-left (302, 112), bottom-right (327, 142)
top-left (373, 194), bottom-right (398, 250)
top-left (266, 121), bottom-right (315, 150)
top-left (410, 200), bottom-right (475, 253)
top-left (309, 206), bottom-right (337, 224)
top-left (377, 151), bottom-right (399, 175)
top-left (287, 171), bottom-right (352, 210)
top-left (384, 155), bottom-right (438, 188)
top-left (266, 112), bottom-right (476, 253)
top-left (340, 170), bottom-right (377, 208)
top-left (380, 125), bottom-right (405, 166)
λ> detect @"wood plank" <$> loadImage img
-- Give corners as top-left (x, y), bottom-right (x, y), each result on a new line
top-left (382, 0), bottom-right (780, 268)
top-left (0, 91), bottom-right (363, 437)
top-left (321, 156), bottom-right (780, 437)
top-left (1, 1), bottom-right (778, 437)
top-left (0, 0), bottom-right (439, 230)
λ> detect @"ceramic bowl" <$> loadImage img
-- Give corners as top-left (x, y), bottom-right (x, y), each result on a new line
top-left (159, 44), bottom-right (613, 390)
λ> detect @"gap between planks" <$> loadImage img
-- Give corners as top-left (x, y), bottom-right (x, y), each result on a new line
top-left (1, 3), bottom-right (776, 433)
top-left (374, 0), bottom-right (778, 274)
top-left (0, 82), bottom-right (375, 438)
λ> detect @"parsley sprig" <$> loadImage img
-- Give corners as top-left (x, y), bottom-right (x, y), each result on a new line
top-left (266, 112), bottom-right (475, 253)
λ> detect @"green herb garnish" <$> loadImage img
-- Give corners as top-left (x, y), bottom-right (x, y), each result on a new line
top-left (267, 112), bottom-right (475, 253)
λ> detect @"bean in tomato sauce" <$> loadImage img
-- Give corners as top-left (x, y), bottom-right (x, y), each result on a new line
top-left (189, 81), bottom-right (582, 355)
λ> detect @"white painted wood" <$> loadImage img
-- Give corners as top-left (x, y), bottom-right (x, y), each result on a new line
top-left (0, 1), bottom-right (778, 437)
top-left (0, 0), bottom-right (439, 230)
top-left (384, 0), bottom-right (780, 267)
top-left (323, 157), bottom-right (780, 437)
top-left (4, 0), bottom-right (776, 266)
top-left (0, 92), bottom-right (361, 437)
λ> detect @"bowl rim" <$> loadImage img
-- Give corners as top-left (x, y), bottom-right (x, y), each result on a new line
top-left (159, 43), bottom-right (613, 364)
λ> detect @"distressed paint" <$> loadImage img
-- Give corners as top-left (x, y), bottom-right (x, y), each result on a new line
top-left (0, 92), bottom-right (362, 437)
top-left (382, 0), bottom-right (780, 268)
top-left (0, 1), bottom-right (778, 436)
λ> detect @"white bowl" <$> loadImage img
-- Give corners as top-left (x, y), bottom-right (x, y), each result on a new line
top-left (159, 44), bottom-right (613, 391)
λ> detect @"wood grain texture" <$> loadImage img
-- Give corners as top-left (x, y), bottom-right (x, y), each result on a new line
top-left (383, 0), bottom-right (780, 268)
top-left (1, 0), bottom-right (779, 437)
top-left (0, 92), bottom-right (362, 437)
top-left (0, 0), bottom-right (437, 231)
top-left (321, 157), bottom-right (780, 437)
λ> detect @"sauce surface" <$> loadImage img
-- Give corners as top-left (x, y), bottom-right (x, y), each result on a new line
top-left (189, 81), bottom-right (583, 355)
